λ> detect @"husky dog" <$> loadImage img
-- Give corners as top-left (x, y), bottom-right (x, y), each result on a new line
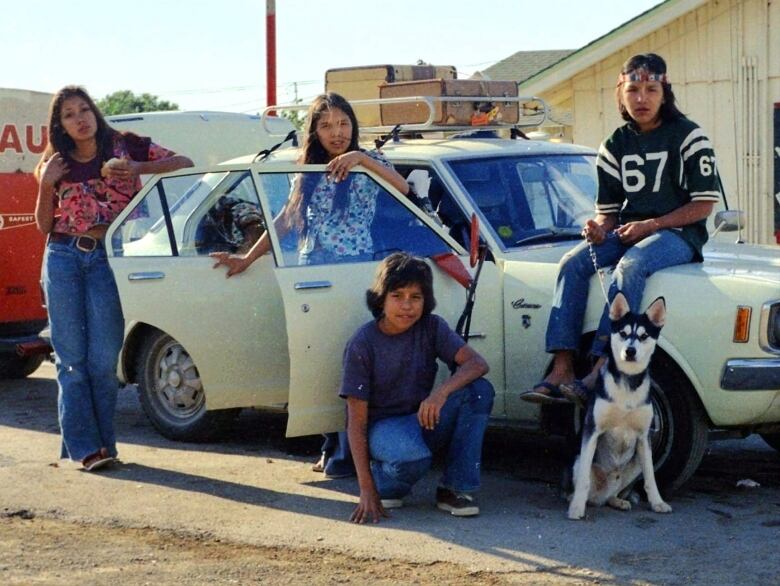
top-left (568, 292), bottom-right (672, 520)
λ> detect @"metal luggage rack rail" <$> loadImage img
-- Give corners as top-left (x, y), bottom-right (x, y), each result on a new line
top-left (260, 95), bottom-right (549, 137)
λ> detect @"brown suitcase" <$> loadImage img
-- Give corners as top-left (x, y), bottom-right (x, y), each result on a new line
top-left (325, 65), bottom-right (457, 126)
top-left (379, 79), bottom-right (519, 126)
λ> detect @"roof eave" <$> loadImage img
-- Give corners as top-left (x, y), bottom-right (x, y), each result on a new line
top-left (518, 0), bottom-right (708, 95)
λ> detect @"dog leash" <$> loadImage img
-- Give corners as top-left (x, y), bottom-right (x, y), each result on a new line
top-left (587, 238), bottom-right (611, 307)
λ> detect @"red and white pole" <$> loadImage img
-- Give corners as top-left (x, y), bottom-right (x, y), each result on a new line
top-left (266, 0), bottom-right (277, 112)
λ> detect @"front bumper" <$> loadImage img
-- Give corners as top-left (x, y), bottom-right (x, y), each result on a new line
top-left (721, 358), bottom-right (780, 391)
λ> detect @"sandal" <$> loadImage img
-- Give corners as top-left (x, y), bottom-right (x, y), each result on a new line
top-left (311, 453), bottom-right (326, 473)
top-left (82, 448), bottom-right (115, 472)
top-left (560, 380), bottom-right (589, 409)
top-left (520, 381), bottom-right (570, 405)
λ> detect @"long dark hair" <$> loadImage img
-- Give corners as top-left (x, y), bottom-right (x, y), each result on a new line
top-left (365, 252), bottom-right (436, 318)
top-left (616, 53), bottom-right (684, 124)
top-left (286, 93), bottom-right (360, 233)
top-left (34, 85), bottom-right (117, 179)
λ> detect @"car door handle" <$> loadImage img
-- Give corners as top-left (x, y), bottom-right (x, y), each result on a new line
top-left (128, 272), bottom-right (165, 281)
top-left (294, 280), bottom-right (332, 290)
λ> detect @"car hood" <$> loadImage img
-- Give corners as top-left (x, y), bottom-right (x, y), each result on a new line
top-left (702, 242), bottom-right (780, 283)
top-left (502, 241), bottom-right (780, 284)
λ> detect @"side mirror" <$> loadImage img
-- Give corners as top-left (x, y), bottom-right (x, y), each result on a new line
top-left (469, 213), bottom-right (480, 267)
top-left (713, 210), bottom-right (745, 233)
top-left (711, 209), bottom-right (746, 241)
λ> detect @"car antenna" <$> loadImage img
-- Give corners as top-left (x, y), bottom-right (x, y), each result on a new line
top-left (253, 130), bottom-right (298, 163)
top-left (374, 125), bottom-right (402, 150)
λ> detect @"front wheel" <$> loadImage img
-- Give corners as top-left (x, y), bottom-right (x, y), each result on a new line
top-left (135, 330), bottom-right (239, 442)
top-left (647, 355), bottom-right (710, 492)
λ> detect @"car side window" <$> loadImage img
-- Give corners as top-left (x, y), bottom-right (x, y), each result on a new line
top-left (186, 171), bottom-right (265, 256)
top-left (397, 166), bottom-right (471, 248)
top-left (112, 172), bottom-right (211, 257)
top-left (257, 171), bottom-right (452, 267)
top-left (112, 171), bottom-right (267, 257)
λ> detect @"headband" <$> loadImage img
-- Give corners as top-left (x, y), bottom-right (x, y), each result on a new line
top-left (617, 68), bottom-right (670, 85)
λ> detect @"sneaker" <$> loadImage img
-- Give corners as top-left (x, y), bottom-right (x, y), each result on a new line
top-left (436, 487), bottom-right (479, 517)
top-left (380, 498), bottom-right (404, 510)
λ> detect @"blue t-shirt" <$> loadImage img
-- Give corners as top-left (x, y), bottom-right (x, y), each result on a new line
top-left (338, 314), bottom-right (465, 422)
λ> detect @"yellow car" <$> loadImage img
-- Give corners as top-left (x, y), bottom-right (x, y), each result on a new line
top-left (107, 133), bottom-right (780, 491)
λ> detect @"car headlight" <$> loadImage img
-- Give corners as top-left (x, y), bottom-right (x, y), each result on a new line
top-left (761, 301), bottom-right (780, 353)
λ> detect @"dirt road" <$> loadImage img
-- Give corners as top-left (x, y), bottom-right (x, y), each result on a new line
top-left (1, 362), bottom-right (778, 585)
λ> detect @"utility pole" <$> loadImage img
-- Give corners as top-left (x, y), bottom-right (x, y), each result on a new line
top-left (266, 0), bottom-right (277, 112)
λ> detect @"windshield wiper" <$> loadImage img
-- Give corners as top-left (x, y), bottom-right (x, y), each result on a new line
top-left (514, 227), bottom-right (583, 246)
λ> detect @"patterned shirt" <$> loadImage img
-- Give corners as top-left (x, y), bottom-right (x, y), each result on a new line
top-left (595, 117), bottom-right (722, 260)
top-left (298, 150), bottom-right (392, 258)
top-left (53, 134), bottom-right (174, 234)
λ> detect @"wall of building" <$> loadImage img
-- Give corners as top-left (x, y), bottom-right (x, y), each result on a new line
top-left (531, 0), bottom-right (779, 244)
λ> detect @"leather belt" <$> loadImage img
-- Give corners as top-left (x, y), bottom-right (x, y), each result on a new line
top-left (48, 232), bottom-right (103, 252)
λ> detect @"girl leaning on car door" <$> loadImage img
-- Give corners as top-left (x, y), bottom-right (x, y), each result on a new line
top-left (34, 86), bottom-right (193, 471)
top-left (210, 91), bottom-right (410, 275)
top-left (211, 92), bottom-right (410, 478)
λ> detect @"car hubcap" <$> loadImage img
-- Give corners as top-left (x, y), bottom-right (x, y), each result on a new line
top-left (153, 340), bottom-right (204, 420)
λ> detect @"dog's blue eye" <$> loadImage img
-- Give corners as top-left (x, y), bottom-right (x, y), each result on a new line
top-left (639, 333), bottom-right (648, 341)
top-left (619, 332), bottom-right (628, 339)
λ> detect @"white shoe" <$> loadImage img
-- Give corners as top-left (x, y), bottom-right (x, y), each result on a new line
top-left (381, 498), bottom-right (403, 509)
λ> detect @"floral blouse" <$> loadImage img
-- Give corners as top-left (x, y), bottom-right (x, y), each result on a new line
top-left (53, 134), bottom-right (174, 234)
top-left (298, 150), bottom-right (391, 258)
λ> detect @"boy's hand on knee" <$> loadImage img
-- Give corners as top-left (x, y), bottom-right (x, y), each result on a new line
top-left (350, 489), bottom-right (388, 524)
top-left (418, 390), bottom-right (447, 430)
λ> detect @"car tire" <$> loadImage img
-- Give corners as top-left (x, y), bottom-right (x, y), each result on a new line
top-left (647, 354), bottom-right (710, 492)
top-left (0, 354), bottom-right (45, 379)
top-left (135, 330), bottom-right (239, 442)
top-left (760, 433), bottom-right (780, 453)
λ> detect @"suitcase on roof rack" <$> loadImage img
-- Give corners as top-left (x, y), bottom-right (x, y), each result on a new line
top-left (325, 64), bottom-right (457, 126)
top-left (379, 79), bottom-right (520, 126)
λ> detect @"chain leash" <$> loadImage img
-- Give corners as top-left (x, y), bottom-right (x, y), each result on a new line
top-left (587, 238), bottom-right (611, 306)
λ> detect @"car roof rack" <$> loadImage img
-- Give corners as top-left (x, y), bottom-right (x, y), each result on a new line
top-left (259, 95), bottom-right (548, 138)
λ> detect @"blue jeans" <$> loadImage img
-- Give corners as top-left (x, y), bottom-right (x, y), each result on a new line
top-left (42, 241), bottom-right (125, 461)
top-left (320, 431), bottom-right (355, 477)
top-left (545, 229), bottom-right (694, 357)
top-left (367, 378), bottom-right (494, 499)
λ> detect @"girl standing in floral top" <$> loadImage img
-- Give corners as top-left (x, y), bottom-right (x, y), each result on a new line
top-left (211, 92), bottom-right (409, 274)
top-left (34, 86), bottom-right (193, 471)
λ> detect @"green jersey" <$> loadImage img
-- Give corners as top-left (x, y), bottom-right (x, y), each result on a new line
top-left (596, 116), bottom-right (722, 260)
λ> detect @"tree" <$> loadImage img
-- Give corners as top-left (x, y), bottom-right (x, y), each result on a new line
top-left (280, 108), bottom-right (305, 131)
top-left (97, 90), bottom-right (179, 115)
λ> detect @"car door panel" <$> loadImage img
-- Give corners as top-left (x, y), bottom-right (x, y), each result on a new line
top-left (108, 168), bottom-right (290, 411)
top-left (258, 164), bottom-right (505, 437)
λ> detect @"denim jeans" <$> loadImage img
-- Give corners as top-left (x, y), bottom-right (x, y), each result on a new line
top-left (545, 229), bottom-right (694, 357)
top-left (320, 430), bottom-right (355, 477)
top-left (367, 378), bottom-right (494, 499)
top-left (42, 241), bottom-right (125, 461)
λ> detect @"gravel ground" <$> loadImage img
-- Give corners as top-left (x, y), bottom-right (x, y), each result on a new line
top-left (1, 362), bottom-right (778, 585)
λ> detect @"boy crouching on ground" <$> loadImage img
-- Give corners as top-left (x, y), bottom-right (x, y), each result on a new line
top-left (341, 252), bottom-right (494, 524)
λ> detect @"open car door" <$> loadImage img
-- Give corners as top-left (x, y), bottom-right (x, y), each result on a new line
top-left (255, 164), bottom-right (503, 437)
top-left (107, 166), bottom-right (290, 420)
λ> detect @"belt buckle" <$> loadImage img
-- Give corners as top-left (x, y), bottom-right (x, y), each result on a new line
top-left (76, 235), bottom-right (97, 252)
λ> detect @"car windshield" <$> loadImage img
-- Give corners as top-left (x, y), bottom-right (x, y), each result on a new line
top-left (447, 154), bottom-right (596, 248)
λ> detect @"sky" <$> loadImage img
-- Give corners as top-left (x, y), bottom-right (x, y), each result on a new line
top-left (3, 0), bottom-right (663, 113)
